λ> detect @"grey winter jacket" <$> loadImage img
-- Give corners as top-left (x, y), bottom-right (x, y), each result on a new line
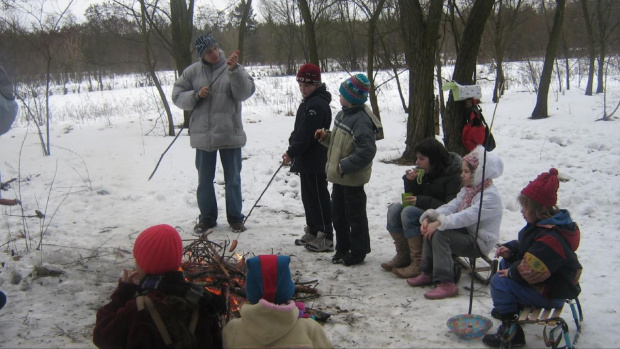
top-left (172, 50), bottom-right (255, 152)
top-left (321, 104), bottom-right (382, 186)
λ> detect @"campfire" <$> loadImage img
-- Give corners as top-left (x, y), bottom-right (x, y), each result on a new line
top-left (182, 232), bottom-right (327, 323)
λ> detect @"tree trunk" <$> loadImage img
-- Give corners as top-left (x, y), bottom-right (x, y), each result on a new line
top-left (298, 0), bottom-right (318, 65)
top-left (366, 0), bottom-right (387, 140)
top-left (398, 0), bottom-right (445, 160)
top-left (237, 0), bottom-right (253, 64)
top-left (170, 0), bottom-right (194, 130)
top-left (580, 0), bottom-right (595, 96)
top-left (443, 0), bottom-right (495, 155)
top-left (531, 0), bottom-right (566, 119)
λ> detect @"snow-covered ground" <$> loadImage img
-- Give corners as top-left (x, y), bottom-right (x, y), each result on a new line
top-left (1, 65), bottom-right (619, 347)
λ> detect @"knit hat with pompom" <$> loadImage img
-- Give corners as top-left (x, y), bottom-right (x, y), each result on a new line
top-left (521, 168), bottom-right (560, 208)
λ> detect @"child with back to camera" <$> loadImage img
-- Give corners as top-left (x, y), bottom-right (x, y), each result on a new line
top-left (93, 224), bottom-right (225, 348)
top-left (222, 255), bottom-right (333, 348)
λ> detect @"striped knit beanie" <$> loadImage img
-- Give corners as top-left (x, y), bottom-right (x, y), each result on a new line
top-left (296, 63), bottom-right (321, 85)
top-left (195, 35), bottom-right (218, 59)
top-left (133, 224), bottom-right (183, 275)
top-left (339, 73), bottom-right (370, 105)
top-left (245, 255), bottom-right (295, 305)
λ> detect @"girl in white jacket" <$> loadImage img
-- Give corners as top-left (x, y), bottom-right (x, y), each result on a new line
top-left (407, 146), bottom-right (504, 300)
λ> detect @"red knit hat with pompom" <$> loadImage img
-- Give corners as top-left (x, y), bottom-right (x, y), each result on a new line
top-left (521, 168), bottom-right (560, 208)
top-left (133, 224), bottom-right (183, 275)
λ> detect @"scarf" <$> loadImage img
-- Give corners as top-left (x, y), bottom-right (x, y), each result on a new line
top-left (458, 179), bottom-right (493, 212)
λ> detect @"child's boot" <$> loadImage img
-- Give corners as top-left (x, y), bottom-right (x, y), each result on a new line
top-left (424, 282), bottom-right (458, 299)
top-left (482, 314), bottom-right (526, 347)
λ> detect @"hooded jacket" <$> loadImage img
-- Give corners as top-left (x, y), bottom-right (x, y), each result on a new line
top-left (420, 150), bottom-right (504, 254)
top-left (172, 50), bottom-right (255, 152)
top-left (502, 209), bottom-right (582, 299)
top-left (222, 299), bottom-right (333, 348)
top-left (93, 273), bottom-right (224, 349)
top-left (287, 83), bottom-right (332, 173)
top-left (403, 152), bottom-right (463, 210)
top-left (320, 104), bottom-right (382, 186)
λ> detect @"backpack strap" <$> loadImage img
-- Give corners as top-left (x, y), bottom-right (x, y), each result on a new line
top-left (189, 309), bottom-right (199, 334)
top-left (137, 295), bottom-right (173, 346)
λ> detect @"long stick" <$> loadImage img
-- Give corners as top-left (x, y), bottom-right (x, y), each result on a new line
top-left (147, 66), bottom-right (228, 181)
top-left (243, 163), bottom-right (284, 224)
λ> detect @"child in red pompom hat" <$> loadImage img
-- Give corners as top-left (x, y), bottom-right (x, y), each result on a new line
top-left (483, 169), bottom-right (583, 347)
top-left (94, 224), bottom-right (225, 349)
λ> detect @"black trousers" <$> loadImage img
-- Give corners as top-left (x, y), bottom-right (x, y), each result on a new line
top-left (331, 184), bottom-right (370, 257)
top-left (300, 172), bottom-right (333, 239)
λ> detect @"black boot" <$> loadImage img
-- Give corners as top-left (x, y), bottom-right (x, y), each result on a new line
top-left (482, 321), bottom-right (526, 348)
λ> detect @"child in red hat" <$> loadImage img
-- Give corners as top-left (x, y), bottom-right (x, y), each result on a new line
top-left (482, 169), bottom-right (582, 347)
top-left (93, 224), bottom-right (225, 348)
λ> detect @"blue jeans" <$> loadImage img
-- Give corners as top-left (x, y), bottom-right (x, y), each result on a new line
top-left (491, 259), bottom-right (564, 315)
top-left (195, 148), bottom-right (243, 225)
top-left (386, 203), bottom-right (424, 238)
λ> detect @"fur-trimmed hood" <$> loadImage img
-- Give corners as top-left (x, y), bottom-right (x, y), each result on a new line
top-left (464, 145), bottom-right (504, 185)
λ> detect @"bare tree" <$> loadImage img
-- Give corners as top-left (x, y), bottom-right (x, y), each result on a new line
top-left (237, 0), bottom-right (253, 64)
top-left (531, 0), bottom-right (566, 119)
top-left (398, 0), bottom-right (444, 160)
top-left (593, 0), bottom-right (620, 94)
top-left (1, 0), bottom-right (76, 156)
top-left (580, 0), bottom-right (596, 96)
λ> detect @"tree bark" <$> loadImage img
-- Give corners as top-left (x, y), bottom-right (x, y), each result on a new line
top-left (398, 0), bottom-right (444, 160)
top-left (298, 0), bottom-right (318, 65)
top-left (531, 0), bottom-right (566, 119)
top-left (580, 0), bottom-right (595, 96)
top-left (443, 0), bottom-right (495, 155)
top-left (366, 0), bottom-right (387, 140)
top-left (237, 0), bottom-right (253, 64)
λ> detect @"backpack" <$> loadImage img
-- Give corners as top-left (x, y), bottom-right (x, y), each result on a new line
top-left (462, 99), bottom-right (496, 152)
top-left (0, 66), bottom-right (18, 136)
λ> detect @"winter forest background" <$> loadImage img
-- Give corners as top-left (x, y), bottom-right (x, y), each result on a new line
top-left (1, 0), bottom-right (620, 348)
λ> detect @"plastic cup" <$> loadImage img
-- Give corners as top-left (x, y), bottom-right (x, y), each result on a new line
top-left (402, 193), bottom-right (413, 207)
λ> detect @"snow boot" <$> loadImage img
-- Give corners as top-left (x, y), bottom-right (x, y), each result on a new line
top-left (407, 272), bottom-right (433, 287)
top-left (482, 317), bottom-right (525, 348)
top-left (424, 282), bottom-right (458, 299)
top-left (380, 232), bottom-right (410, 271)
top-left (392, 235), bottom-right (423, 278)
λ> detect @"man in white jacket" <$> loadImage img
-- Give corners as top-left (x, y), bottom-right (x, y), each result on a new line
top-left (172, 35), bottom-right (255, 233)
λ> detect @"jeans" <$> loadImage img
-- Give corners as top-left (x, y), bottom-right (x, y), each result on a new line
top-left (421, 229), bottom-right (481, 283)
top-left (386, 203), bottom-right (424, 238)
top-left (331, 184), bottom-right (370, 257)
top-left (491, 259), bottom-right (565, 315)
top-left (195, 148), bottom-right (243, 225)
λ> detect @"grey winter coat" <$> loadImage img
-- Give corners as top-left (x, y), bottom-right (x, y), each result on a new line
top-left (321, 104), bottom-right (382, 186)
top-left (172, 50), bottom-right (255, 152)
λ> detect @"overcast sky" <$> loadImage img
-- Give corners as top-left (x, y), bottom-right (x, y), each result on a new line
top-left (53, 0), bottom-right (234, 23)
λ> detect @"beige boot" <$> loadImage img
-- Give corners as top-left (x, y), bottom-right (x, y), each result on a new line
top-left (392, 235), bottom-right (423, 278)
top-left (380, 233), bottom-right (411, 271)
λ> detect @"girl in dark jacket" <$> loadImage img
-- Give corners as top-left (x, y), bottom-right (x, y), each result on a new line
top-left (93, 224), bottom-right (225, 349)
top-left (382, 138), bottom-right (462, 278)
top-left (483, 169), bottom-right (582, 347)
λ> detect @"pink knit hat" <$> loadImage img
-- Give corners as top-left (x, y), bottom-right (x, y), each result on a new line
top-left (521, 168), bottom-right (560, 208)
top-left (133, 224), bottom-right (183, 275)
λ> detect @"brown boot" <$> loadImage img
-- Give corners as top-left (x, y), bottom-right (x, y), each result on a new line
top-left (380, 233), bottom-right (410, 271)
top-left (392, 235), bottom-right (423, 278)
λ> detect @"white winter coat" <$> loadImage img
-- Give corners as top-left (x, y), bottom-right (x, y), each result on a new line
top-left (420, 148), bottom-right (504, 255)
